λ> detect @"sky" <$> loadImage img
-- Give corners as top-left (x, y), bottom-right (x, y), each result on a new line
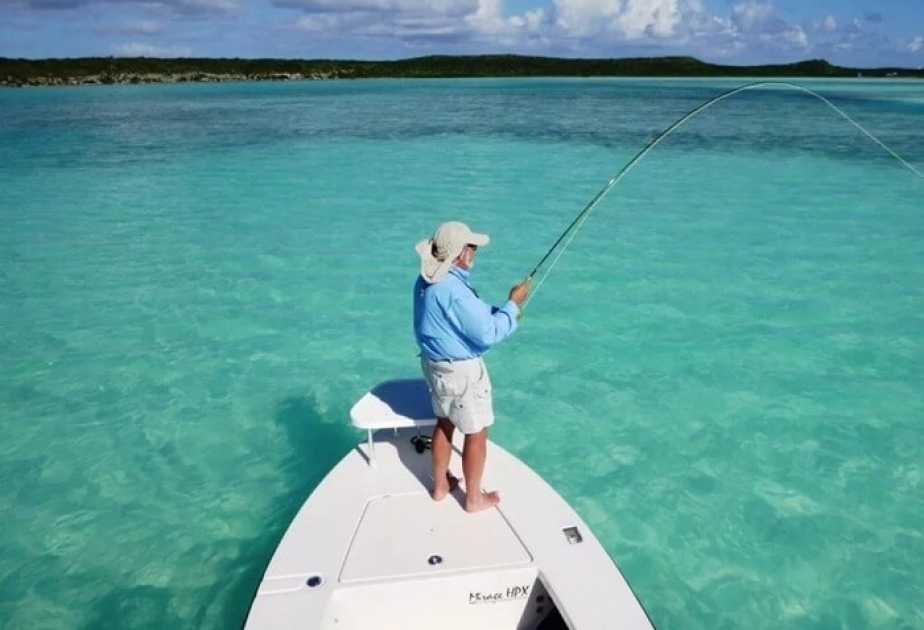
top-left (0, 0), bottom-right (922, 68)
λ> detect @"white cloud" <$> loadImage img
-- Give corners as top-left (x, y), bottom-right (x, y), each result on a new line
top-left (550, 0), bottom-right (617, 38)
top-left (552, 0), bottom-right (710, 40)
top-left (286, 0), bottom-right (719, 46)
top-left (465, 0), bottom-right (545, 38)
top-left (275, 0), bottom-right (908, 65)
top-left (280, 0), bottom-right (819, 59)
top-left (621, 0), bottom-right (682, 38)
top-left (726, 1), bottom-right (809, 54)
top-left (909, 36), bottom-right (923, 52)
top-left (730, 1), bottom-right (782, 34)
top-left (289, 0), bottom-right (481, 37)
top-left (289, 0), bottom-right (545, 45)
top-left (112, 41), bottom-right (192, 56)
top-left (804, 14), bottom-right (837, 34)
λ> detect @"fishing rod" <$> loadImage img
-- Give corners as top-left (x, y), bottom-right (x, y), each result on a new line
top-left (522, 81), bottom-right (924, 308)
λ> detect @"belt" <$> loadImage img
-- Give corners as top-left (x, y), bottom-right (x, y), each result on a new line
top-left (424, 355), bottom-right (479, 364)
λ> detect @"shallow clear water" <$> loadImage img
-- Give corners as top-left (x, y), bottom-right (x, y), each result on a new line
top-left (1, 77), bottom-right (922, 629)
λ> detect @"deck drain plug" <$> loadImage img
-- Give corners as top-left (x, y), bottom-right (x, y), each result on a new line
top-left (306, 575), bottom-right (324, 588)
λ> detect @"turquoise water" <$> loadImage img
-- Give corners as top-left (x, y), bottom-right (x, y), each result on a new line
top-left (1, 77), bottom-right (922, 629)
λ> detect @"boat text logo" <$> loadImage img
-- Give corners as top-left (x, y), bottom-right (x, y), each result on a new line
top-left (468, 585), bottom-right (531, 604)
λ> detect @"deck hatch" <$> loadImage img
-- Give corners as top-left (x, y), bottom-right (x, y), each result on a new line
top-left (340, 492), bottom-right (532, 583)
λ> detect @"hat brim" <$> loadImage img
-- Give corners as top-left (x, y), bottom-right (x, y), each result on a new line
top-left (468, 232), bottom-right (490, 246)
top-left (416, 232), bottom-right (490, 284)
top-left (416, 239), bottom-right (454, 284)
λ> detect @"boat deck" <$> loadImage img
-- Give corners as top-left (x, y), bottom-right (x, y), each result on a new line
top-left (243, 379), bottom-right (654, 630)
top-left (342, 490), bottom-right (532, 582)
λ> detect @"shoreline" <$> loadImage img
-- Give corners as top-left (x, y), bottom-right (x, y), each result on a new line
top-left (2, 71), bottom-right (344, 87)
top-left (3, 54), bottom-right (921, 88)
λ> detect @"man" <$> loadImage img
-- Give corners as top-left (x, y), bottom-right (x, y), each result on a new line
top-left (413, 221), bottom-right (530, 513)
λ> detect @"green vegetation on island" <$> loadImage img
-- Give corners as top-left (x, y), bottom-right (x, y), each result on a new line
top-left (1, 54), bottom-right (920, 87)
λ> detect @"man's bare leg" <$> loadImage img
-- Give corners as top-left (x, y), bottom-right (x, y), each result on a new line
top-left (430, 417), bottom-right (458, 501)
top-left (462, 428), bottom-right (500, 512)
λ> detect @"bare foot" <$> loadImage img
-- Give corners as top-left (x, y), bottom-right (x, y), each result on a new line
top-left (431, 473), bottom-right (460, 501)
top-left (465, 490), bottom-right (500, 513)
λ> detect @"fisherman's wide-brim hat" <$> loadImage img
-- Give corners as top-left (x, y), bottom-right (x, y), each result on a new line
top-left (416, 221), bottom-right (490, 283)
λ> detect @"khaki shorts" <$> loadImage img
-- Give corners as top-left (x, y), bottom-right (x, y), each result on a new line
top-left (420, 356), bottom-right (494, 435)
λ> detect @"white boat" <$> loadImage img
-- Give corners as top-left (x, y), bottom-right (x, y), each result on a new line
top-left (244, 378), bottom-right (655, 630)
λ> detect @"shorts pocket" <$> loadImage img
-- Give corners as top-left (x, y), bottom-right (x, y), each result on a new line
top-left (474, 359), bottom-right (492, 398)
top-left (430, 363), bottom-right (467, 398)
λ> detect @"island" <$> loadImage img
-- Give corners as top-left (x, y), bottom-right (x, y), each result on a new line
top-left (1, 55), bottom-right (920, 87)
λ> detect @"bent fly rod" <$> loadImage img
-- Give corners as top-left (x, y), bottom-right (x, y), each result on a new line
top-left (522, 81), bottom-right (924, 308)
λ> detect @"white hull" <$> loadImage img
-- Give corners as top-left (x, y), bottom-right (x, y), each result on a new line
top-left (244, 380), bottom-right (654, 630)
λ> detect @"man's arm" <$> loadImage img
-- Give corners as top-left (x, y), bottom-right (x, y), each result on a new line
top-left (452, 291), bottom-right (519, 347)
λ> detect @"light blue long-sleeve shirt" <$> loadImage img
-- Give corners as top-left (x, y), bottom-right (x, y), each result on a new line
top-left (413, 266), bottom-right (519, 361)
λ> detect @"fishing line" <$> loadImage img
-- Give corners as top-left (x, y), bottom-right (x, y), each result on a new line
top-left (523, 81), bottom-right (924, 308)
